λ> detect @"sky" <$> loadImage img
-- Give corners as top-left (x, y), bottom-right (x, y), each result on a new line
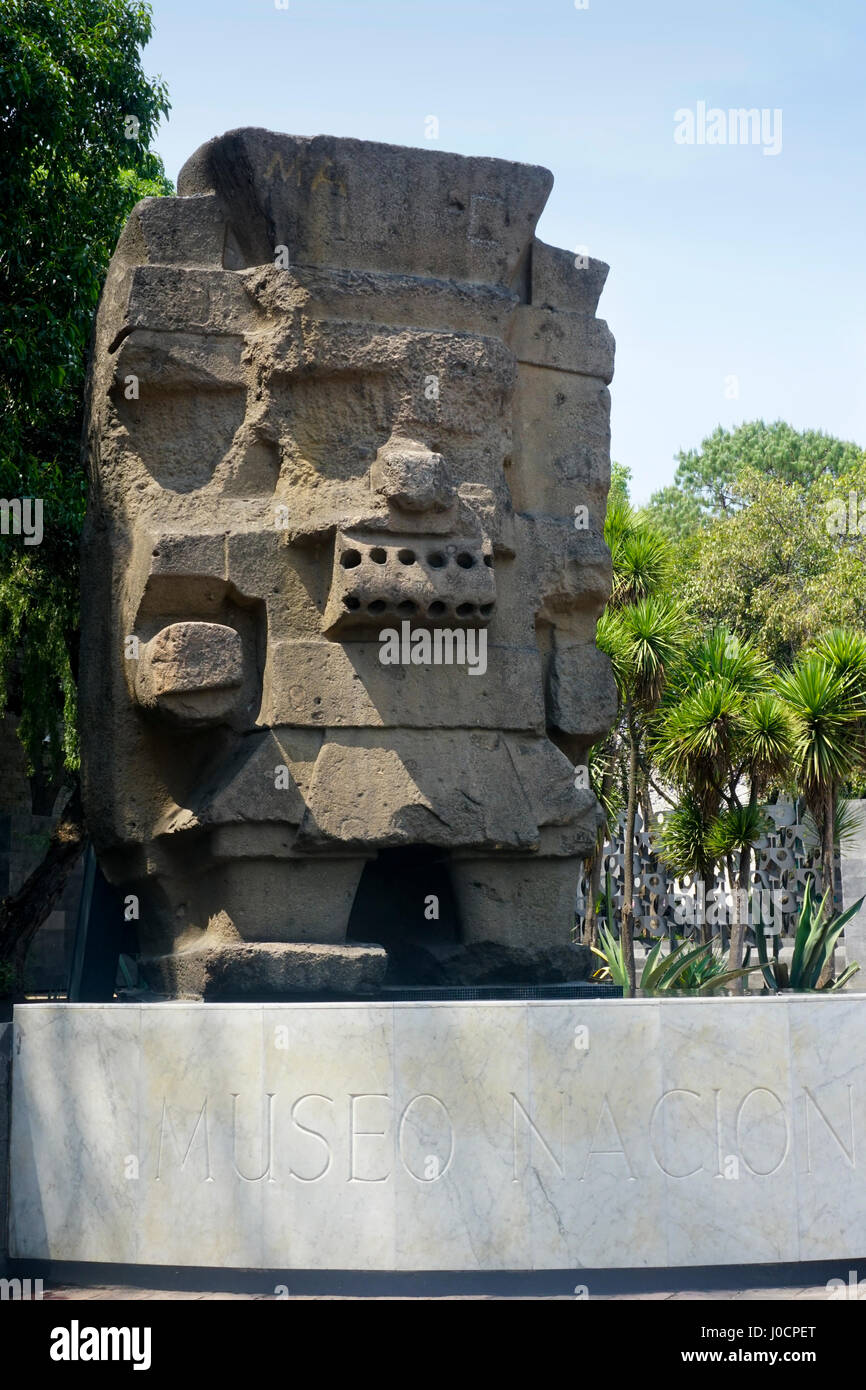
top-left (144, 0), bottom-right (866, 503)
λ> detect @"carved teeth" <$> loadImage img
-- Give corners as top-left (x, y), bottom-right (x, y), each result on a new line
top-left (325, 533), bottom-right (496, 634)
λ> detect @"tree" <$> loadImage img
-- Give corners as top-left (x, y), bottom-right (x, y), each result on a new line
top-left (0, 0), bottom-right (171, 987)
top-left (645, 420), bottom-right (864, 540)
top-left (596, 496), bottom-right (689, 993)
top-left (778, 632), bottom-right (866, 921)
top-left (607, 460), bottom-right (632, 509)
top-left (706, 693), bottom-right (795, 982)
top-left (672, 468), bottom-right (866, 667)
top-left (651, 630), bottom-right (787, 947)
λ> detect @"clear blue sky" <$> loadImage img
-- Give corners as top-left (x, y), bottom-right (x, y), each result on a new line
top-left (144, 0), bottom-right (866, 503)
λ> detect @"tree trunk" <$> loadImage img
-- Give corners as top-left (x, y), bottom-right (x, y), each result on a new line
top-left (621, 702), bottom-right (638, 995)
top-left (0, 780), bottom-right (85, 995)
top-left (818, 785), bottom-right (837, 986)
top-left (728, 840), bottom-right (752, 992)
top-left (584, 850), bottom-right (602, 949)
top-left (822, 786), bottom-right (836, 920)
top-left (698, 852), bottom-right (714, 945)
top-left (587, 756), bottom-right (616, 950)
top-left (721, 851), bottom-right (735, 951)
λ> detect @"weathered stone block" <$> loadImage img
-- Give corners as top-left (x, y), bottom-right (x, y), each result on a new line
top-left (80, 132), bottom-right (616, 994)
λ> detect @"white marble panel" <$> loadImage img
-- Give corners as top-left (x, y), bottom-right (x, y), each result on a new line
top-left (10, 997), bottom-right (866, 1271)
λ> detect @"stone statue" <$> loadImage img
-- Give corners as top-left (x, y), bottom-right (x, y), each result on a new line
top-left (80, 130), bottom-right (616, 997)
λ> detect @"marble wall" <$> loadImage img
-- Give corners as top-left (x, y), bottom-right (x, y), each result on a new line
top-left (10, 998), bottom-right (866, 1271)
top-left (0, 1022), bottom-right (10, 1265)
top-left (840, 800), bottom-right (866, 982)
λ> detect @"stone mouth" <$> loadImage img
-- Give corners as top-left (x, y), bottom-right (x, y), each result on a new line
top-left (323, 531), bottom-right (496, 634)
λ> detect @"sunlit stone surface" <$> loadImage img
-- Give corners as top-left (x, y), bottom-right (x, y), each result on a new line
top-left (10, 996), bottom-right (866, 1270)
top-left (79, 130), bottom-right (617, 996)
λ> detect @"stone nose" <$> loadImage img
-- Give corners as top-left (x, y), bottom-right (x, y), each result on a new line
top-left (371, 440), bottom-right (455, 513)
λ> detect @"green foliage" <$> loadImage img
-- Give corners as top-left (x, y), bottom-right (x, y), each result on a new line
top-left (587, 742), bottom-right (622, 831)
top-left (646, 420), bottom-right (864, 538)
top-left (757, 880), bottom-right (863, 992)
top-left (653, 793), bottom-right (713, 878)
top-left (706, 803), bottom-right (769, 861)
top-left (0, 0), bottom-right (171, 777)
top-left (673, 468), bottom-right (866, 668)
top-left (640, 482), bottom-right (702, 543)
top-left (596, 422), bottom-right (866, 955)
top-left (608, 460), bottom-right (631, 508)
top-left (592, 925), bottom-right (759, 994)
top-left (604, 497), bottom-right (672, 608)
top-left (654, 679), bottom-right (745, 799)
top-left (648, 629), bottom-right (796, 901)
top-left (651, 628), bottom-right (781, 818)
top-left (739, 693), bottom-right (798, 791)
top-left (598, 595), bottom-right (687, 709)
top-left (664, 626), bottom-right (770, 702)
top-left (776, 655), bottom-right (865, 804)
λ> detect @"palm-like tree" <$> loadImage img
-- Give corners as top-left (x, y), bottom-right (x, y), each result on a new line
top-left (597, 594), bottom-right (688, 991)
top-left (777, 642), bottom-right (866, 919)
top-left (723, 693), bottom-right (796, 978)
top-left (604, 497), bottom-right (671, 609)
top-left (651, 630), bottom-right (784, 946)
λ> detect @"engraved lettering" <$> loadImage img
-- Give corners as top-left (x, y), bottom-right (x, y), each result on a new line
top-left (580, 1094), bottom-right (636, 1180)
top-left (735, 1087), bottom-right (790, 1176)
top-left (290, 1094), bottom-right (334, 1182)
top-left (155, 1097), bottom-right (213, 1182)
top-left (804, 1085), bottom-right (855, 1171)
top-left (349, 1093), bottom-right (390, 1183)
top-left (511, 1092), bottom-right (564, 1181)
top-left (231, 1092), bottom-right (275, 1182)
top-left (649, 1089), bottom-right (703, 1177)
top-left (398, 1094), bottom-right (454, 1181)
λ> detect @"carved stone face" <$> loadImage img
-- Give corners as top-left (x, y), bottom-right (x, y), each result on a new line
top-left (80, 131), bottom-right (616, 996)
top-left (270, 323), bottom-right (514, 637)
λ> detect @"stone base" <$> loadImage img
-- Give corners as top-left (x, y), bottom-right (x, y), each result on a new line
top-left (139, 942), bottom-right (388, 999)
top-left (10, 997), bottom-right (866, 1270)
top-left (382, 940), bottom-right (595, 987)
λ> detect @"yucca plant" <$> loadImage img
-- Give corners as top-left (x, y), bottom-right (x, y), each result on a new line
top-left (597, 594), bottom-right (688, 992)
top-left (756, 878), bottom-right (864, 992)
top-left (652, 631), bottom-right (794, 958)
top-left (777, 654), bottom-right (866, 915)
top-left (653, 792), bottom-right (712, 898)
top-left (604, 497), bottom-right (671, 609)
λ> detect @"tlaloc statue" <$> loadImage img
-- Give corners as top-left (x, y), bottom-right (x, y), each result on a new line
top-left (80, 130), bottom-right (616, 998)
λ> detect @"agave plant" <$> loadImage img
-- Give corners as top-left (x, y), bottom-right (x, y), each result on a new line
top-left (756, 878), bottom-right (864, 992)
top-left (592, 924), bottom-right (761, 994)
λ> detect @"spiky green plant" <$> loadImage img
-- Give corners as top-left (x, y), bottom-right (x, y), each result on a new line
top-left (597, 593), bottom-right (688, 992)
top-left (756, 879), bottom-right (864, 991)
top-left (777, 656), bottom-right (866, 914)
top-left (592, 925), bottom-right (760, 994)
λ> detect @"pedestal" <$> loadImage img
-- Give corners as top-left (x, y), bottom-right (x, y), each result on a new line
top-left (8, 997), bottom-right (866, 1270)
